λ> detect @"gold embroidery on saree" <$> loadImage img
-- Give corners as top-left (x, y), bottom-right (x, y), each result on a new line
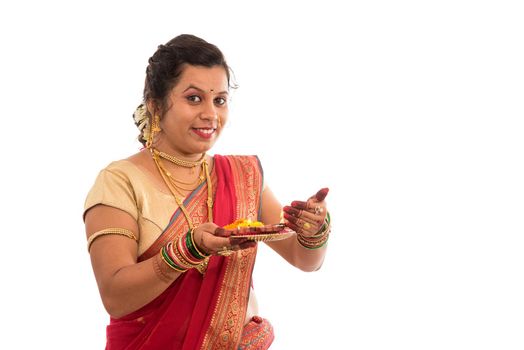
top-left (201, 156), bottom-right (263, 349)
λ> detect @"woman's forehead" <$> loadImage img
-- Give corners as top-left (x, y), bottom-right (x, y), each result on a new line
top-left (176, 65), bottom-right (228, 90)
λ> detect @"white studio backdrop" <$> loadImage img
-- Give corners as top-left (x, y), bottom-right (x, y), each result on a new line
top-left (0, 1), bottom-right (523, 349)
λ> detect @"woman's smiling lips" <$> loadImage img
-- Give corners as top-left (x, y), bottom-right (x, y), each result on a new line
top-left (192, 127), bottom-right (216, 139)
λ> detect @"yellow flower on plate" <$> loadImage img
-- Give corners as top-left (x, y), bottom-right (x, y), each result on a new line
top-left (224, 218), bottom-right (264, 230)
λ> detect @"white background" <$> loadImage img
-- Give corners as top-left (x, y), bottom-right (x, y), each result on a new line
top-left (1, 0), bottom-right (523, 349)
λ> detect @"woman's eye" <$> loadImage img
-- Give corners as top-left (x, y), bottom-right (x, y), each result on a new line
top-left (214, 97), bottom-right (227, 106)
top-left (187, 95), bottom-right (202, 103)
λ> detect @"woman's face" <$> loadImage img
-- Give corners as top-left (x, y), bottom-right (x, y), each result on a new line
top-left (155, 64), bottom-right (229, 157)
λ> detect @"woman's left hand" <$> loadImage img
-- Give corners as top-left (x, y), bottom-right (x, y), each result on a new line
top-left (283, 188), bottom-right (329, 237)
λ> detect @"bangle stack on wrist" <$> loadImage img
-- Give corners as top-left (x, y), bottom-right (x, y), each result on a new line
top-left (160, 229), bottom-right (211, 273)
top-left (297, 212), bottom-right (331, 249)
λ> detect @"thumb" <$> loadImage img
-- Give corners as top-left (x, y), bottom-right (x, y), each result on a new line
top-left (214, 227), bottom-right (232, 237)
top-left (313, 187), bottom-right (329, 202)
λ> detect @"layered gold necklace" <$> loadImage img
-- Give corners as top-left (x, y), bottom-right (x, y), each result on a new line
top-left (151, 148), bottom-right (214, 228)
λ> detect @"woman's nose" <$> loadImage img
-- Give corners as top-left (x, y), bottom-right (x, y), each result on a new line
top-left (200, 101), bottom-right (218, 121)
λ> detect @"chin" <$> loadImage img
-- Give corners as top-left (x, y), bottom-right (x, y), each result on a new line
top-left (191, 143), bottom-right (214, 155)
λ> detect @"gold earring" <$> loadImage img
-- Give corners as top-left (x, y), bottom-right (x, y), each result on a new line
top-left (146, 115), bottom-right (161, 149)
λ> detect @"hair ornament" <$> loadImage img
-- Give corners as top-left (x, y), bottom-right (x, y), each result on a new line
top-left (133, 103), bottom-right (150, 142)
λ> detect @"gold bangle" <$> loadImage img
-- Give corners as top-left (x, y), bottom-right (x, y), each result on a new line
top-left (153, 252), bottom-right (177, 282)
top-left (87, 228), bottom-right (138, 252)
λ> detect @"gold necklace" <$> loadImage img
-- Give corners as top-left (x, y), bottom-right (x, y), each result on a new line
top-left (152, 149), bottom-right (214, 228)
top-left (160, 163), bottom-right (205, 191)
top-left (155, 159), bottom-right (203, 197)
top-left (157, 150), bottom-right (205, 168)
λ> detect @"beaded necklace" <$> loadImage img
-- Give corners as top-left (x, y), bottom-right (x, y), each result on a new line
top-left (151, 148), bottom-right (214, 228)
top-left (157, 150), bottom-right (205, 169)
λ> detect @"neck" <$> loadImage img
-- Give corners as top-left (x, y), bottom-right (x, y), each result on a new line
top-left (152, 147), bottom-right (206, 169)
top-left (159, 147), bottom-right (205, 160)
top-left (150, 138), bottom-right (205, 162)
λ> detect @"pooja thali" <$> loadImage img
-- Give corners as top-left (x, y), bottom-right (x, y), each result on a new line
top-left (227, 223), bottom-right (294, 242)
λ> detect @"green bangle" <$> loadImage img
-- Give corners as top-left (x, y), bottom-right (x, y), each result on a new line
top-left (186, 229), bottom-right (209, 259)
top-left (297, 232), bottom-right (330, 249)
top-left (161, 246), bottom-right (187, 272)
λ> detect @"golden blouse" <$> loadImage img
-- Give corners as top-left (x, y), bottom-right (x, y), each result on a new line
top-left (84, 160), bottom-right (187, 255)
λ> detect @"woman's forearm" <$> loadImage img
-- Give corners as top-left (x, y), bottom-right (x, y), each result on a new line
top-left (289, 236), bottom-right (328, 272)
top-left (95, 254), bottom-right (182, 319)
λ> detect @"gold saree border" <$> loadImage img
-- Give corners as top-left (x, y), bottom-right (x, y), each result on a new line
top-left (201, 156), bottom-right (263, 350)
top-left (230, 156), bottom-right (262, 222)
top-left (201, 248), bottom-right (257, 350)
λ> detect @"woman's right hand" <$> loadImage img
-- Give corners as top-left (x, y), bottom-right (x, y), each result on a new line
top-left (192, 222), bottom-right (256, 256)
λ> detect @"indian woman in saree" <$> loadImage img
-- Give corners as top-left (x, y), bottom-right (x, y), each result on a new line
top-left (84, 34), bottom-right (331, 350)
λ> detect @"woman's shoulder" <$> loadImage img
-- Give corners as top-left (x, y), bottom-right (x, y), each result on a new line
top-left (100, 151), bottom-right (148, 177)
top-left (103, 159), bottom-right (134, 171)
top-left (97, 159), bottom-right (138, 180)
top-left (84, 157), bottom-right (142, 221)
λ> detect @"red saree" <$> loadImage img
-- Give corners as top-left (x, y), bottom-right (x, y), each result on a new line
top-left (105, 155), bottom-right (272, 350)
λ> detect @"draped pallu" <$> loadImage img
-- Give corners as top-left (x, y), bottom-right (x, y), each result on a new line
top-left (105, 155), bottom-right (271, 350)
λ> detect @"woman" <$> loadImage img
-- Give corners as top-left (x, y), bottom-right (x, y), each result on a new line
top-left (84, 34), bottom-right (330, 350)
